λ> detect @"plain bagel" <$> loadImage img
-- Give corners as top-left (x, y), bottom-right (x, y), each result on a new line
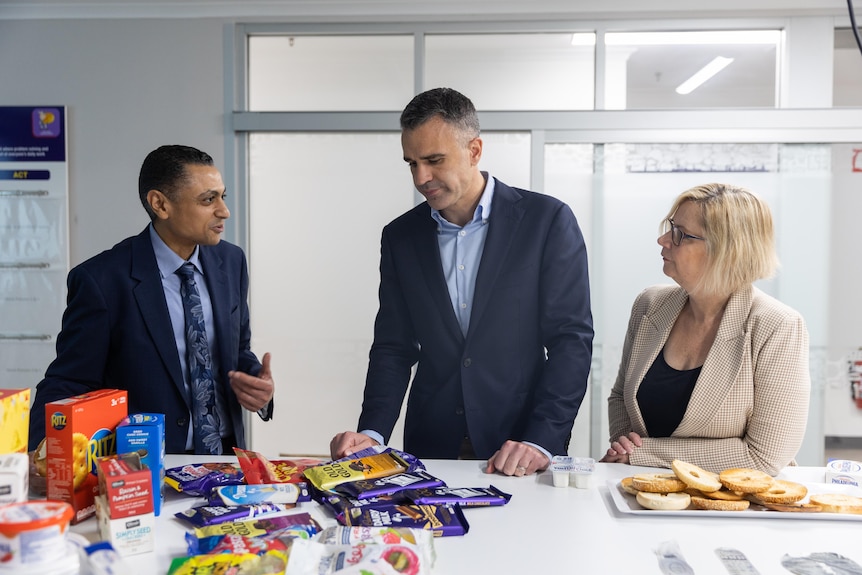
top-left (671, 460), bottom-right (722, 492)
top-left (808, 493), bottom-right (862, 514)
top-left (636, 491), bottom-right (691, 511)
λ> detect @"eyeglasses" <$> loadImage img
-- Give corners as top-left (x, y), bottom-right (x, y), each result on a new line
top-left (668, 219), bottom-right (705, 246)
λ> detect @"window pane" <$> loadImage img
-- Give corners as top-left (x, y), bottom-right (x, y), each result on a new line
top-left (425, 34), bottom-right (595, 110)
top-left (604, 31), bottom-right (780, 110)
top-left (833, 29), bottom-right (862, 106)
top-left (248, 35), bottom-right (414, 111)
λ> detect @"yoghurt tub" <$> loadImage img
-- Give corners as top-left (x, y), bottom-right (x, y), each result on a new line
top-left (0, 500), bottom-right (74, 570)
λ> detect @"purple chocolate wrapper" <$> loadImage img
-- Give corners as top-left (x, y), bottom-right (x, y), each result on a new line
top-left (165, 462), bottom-right (245, 496)
top-left (342, 503), bottom-right (469, 537)
top-left (319, 492), bottom-right (412, 522)
top-left (332, 446), bottom-right (425, 474)
top-left (333, 470), bottom-right (445, 500)
top-left (175, 503), bottom-right (293, 528)
top-left (404, 485), bottom-right (512, 507)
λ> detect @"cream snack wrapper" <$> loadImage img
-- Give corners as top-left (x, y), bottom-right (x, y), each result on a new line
top-left (305, 452), bottom-right (409, 492)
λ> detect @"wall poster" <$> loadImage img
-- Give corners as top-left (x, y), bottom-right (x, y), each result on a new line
top-left (0, 106), bottom-right (68, 391)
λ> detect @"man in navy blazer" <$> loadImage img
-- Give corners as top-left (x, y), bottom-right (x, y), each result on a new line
top-left (330, 88), bottom-right (593, 476)
top-left (29, 145), bottom-right (274, 454)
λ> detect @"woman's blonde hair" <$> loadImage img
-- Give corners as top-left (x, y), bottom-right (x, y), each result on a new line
top-left (661, 183), bottom-right (779, 297)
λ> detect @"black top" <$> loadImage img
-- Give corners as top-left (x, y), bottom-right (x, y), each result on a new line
top-left (637, 348), bottom-right (701, 437)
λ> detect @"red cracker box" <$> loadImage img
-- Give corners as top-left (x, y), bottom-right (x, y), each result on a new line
top-left (45, 389), bottom-right (128, 524)
top-left (116, 413), bottom-right (165, 516)
top-left (97, 455), bottom-right (154, 520)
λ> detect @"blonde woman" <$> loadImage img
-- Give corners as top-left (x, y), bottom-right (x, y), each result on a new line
top-left (601, 183), bottom-right (810, 475)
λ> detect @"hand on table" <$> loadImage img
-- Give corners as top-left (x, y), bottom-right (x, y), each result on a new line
top-left (228, 352), bottom-right (275, 412)
top-left (599, 432), bottom-right (642, 464)
top-left (330, 431), bottom-right (380, 460)
top-left (485, 440), bottom-right (550, 477)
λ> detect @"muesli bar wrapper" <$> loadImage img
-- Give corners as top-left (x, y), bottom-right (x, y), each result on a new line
top-left (342, 503), bottom-right (469, 537)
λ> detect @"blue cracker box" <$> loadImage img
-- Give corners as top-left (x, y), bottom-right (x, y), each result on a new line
top-left (116, 413), bottom-right (166, 516)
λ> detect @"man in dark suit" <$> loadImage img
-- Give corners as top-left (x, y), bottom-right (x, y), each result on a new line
top-left (330, 88), bottom-right (593, 476)
top-left (29, 145), bottom-right (274, 454)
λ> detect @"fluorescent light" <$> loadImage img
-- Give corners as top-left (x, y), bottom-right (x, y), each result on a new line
top-left (676, 56), bottom-right (734, 95)
top-left (570, 33), bottom-right (596, 46)
top-left (606, 30), bottom-right (780, 46)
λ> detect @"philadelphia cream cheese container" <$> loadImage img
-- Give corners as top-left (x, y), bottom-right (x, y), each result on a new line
top-left (825, 459), bottom-right (862, 488)
top-left (0, 500), bottom-right (74, 570)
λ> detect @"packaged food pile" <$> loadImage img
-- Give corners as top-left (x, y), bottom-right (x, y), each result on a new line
top-left (164, 446), bottom-right (513, 574)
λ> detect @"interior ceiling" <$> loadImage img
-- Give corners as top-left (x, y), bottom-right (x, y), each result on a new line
top-left (0, 0), bottom-right (852, 20)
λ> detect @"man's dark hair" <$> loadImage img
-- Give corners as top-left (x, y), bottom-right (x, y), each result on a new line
top-left (138, 145), bottom-right (214, 221)
top-left (399, 87), bottom-right (480, 142)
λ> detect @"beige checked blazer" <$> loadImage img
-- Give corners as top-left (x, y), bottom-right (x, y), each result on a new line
top-left (607, 284), bottom-right (810, 475)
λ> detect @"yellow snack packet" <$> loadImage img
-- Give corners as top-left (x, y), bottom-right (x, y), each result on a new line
top-left (304, 452), bottom-right (409, 492)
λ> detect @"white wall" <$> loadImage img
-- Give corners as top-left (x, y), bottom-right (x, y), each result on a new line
top-left (0, 18), bottom-right (227, 266)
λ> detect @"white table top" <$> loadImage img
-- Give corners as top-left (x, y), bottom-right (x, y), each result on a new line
top-left (70, 455), bottom-right (862, 575)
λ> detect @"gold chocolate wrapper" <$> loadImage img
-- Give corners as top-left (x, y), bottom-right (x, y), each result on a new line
top-left (305, 452), bottom-right (409, 492)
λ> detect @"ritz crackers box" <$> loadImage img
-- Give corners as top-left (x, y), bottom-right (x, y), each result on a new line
top-left (45, 389), bottom-right (128, 524)
top-left (116, 413), bottom-right (166, 516)
top-left (0, 388), bottom-right (31, 454)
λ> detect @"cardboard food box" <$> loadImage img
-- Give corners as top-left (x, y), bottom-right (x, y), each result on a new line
top-left (95, 493), bottom-right (155, 556)
top-left (0, 388), bottom-right (30, 454)
top-left (0, 453), bottom-right (29, 505)
top-left (45, 389), bottom-right (128, 524)
top-left (116, 413), bottom-right (165, 516)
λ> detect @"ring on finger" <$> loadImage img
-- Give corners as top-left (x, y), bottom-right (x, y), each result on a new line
top-left (516, 465), bottom-right (527, 473)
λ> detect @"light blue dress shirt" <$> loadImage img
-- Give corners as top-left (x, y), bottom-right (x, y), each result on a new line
top-left (149, 225), bottom-right (231, 451)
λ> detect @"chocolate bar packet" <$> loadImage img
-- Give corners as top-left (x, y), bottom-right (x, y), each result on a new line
top-left (343, 503), bottom-right (470, 537)
top-left (333, 470), bottom-right (445, 500)
top-left (333, 446), bottom-right (426, 474)
top-left (164, 462), bottom-right (244, 496)
top-left (304, 452), bottom-right (409, 492)
top-left (404, 485), bottom-right (512, 507)
top-left (193, 511), bottom-right (321, 539)
top-left (319, 492), bottom-right (412, 522)
top-left (175, 503), bottom-right (293, 528)
top-left (206, 483), bottom-right (312, 506)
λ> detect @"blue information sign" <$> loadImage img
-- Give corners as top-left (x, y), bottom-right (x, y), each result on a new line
top-left (0, 107), bottom-right (66, 162)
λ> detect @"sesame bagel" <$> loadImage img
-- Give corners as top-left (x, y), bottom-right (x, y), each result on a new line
top-left (631, 473), bottom-right (687, 493)
top-left (636, 491), bottom-right (691, 511)
top-left (718, 468), bottom-right (774, 494)
top-left (750, 479), bottom-right (807, 504)
top-left (671, 460), bottom-right (722, 493)
top-left (690, 495), bottom-right (750, 511)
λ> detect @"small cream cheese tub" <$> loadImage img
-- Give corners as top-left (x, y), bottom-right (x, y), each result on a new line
top-left (0, 500), bottom-right (74, 570)
top-left (825, 459), bottom-right (862, 487)
top-left (570, 457), bottom-right (596, 489)
top-left (550, 455), bottom-right (574, 487)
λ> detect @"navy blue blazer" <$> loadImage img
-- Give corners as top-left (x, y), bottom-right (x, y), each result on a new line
top-left (358, 180), bottom-right (594, 459)
top-left (29, 228), bottom-right (263, 453)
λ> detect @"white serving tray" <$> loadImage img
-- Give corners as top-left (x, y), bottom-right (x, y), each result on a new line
top-left (606, 479), bottom-right (862, 521)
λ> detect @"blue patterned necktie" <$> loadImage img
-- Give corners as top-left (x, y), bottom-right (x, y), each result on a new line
top-left (176, 262), bottom-right (222, 455)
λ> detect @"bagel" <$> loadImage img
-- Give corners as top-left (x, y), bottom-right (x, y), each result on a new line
top-left (671, 460), bottom-right (722, 492)
top-left (718, 468), bottom-right (773, 494)
top-left (808, 493), bottom-right (862, 514)
top-left (749, 479), bottom-right (807, 504)
top-left (33, 437), bottom-right (48, 477)
top-left (636, 491), bottom-right (691, 511)
top-left (699, 488), bottom-right (746, 501)
top-left (690, 495), bottom-right (750, 511)
top-left (631, 473), bottom-right (687, 493)
top-left (620, 476), bottom-right (640, 496)
top-left (756, 501), bottom-right (822, 513)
